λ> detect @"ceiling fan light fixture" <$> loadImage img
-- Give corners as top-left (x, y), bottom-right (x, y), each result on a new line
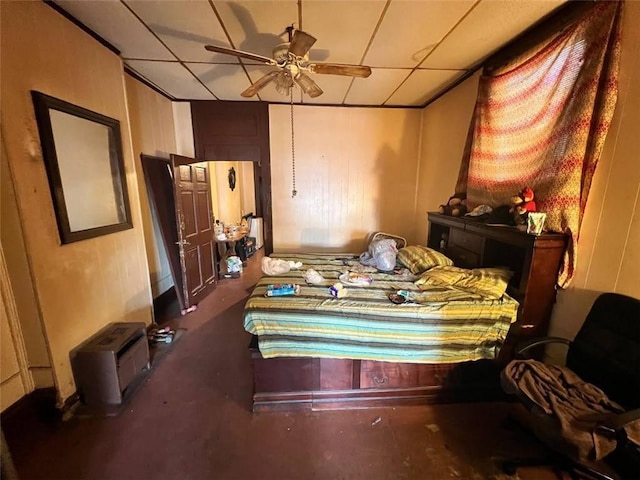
top-left (275, 71), bottom-right (294, 96)
top-left (294, 72), bottom-right (323, 98)
top-left (294, 72), bottom-right (314, 93)
top-left (204, 27), bottom-right (371, 100)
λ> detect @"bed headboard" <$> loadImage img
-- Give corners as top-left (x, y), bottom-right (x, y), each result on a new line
top-left (427, 213), bottom-right (567, 341)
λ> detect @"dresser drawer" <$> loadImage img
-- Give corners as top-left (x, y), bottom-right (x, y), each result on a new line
top-left (446, 245), bottom-right (480, 268)
top-left (449, 228), bottom-right (483, 253)
top-left (360, 361), bottom-right (416, 388)
top-left (360, 361), bottom-right (457, 389)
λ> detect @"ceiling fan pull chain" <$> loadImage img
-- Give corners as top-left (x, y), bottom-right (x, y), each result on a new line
top-left (290, 89), bottom-right (297, 198)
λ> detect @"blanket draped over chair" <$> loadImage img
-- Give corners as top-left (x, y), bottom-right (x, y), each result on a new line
top-left (502, 359), bottom-right (640, 461)
top-left (455, 2), bottom-right (623, 287)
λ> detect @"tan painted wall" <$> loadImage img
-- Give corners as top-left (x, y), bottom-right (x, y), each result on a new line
top-left (208, 162), bottom-right (221, 222)
top-left (416, 73), bottom-right (481, 244)
top-left (172, 102), bottom-right (195, 158)
top-left (548, 1), bottom-right (640, 339)
top-left (239, 161), bottom-right (256, 217)
top-left (215, 161), bottom-right (242, 225)
top-left (1, 245), bottom-right (34, 411)
top-left (125, 75), bottom-right (176, 298)
top-left (1, 136), bottom-right (53, 388)
top-left (0, 286), bottom-right (25, 411)
top-left (1, 1), bottom-right (153, 402)
top-left (208, 161), bottom-right (256, 226)
top-left (269, 105), bottom-right (422, 252)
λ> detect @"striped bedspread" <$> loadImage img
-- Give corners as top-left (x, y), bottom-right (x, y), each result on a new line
top-left (244, 253), bottom-right (519, 363)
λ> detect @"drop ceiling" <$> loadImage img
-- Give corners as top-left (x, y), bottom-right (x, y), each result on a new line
top-left (53, 0), bottom-right (567, 107)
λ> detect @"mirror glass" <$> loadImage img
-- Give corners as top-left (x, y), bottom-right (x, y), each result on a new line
top-left (32, 91), bottom-right (132, 243)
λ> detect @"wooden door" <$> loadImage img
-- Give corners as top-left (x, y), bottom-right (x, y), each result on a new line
top-left (140, 155), bottom-right (186, 311)
top-left (171, 154), bottom-right (217, 307)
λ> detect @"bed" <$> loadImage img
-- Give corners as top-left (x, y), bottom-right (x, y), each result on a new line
top-left (244, 252), bottom-right (520, 412)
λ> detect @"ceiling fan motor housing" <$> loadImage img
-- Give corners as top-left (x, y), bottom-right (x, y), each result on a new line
top-left (205, 28), bottom-right (370, 98)
top-left (272, 43), bottom-right (290, 63)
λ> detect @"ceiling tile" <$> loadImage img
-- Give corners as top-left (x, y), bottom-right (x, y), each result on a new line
top-left (386, 69), bottom-right (465, 106)
top-left (364, 0), bottom-right (475, 68)
top-left (214, 1), bottom-right (298, 60)
top-left (303, 1), bottom-right (386, 64)
top-left (126, 0), bottom-right (235, 63)
top-left (56, 0), bottom-right (571, 106)
top-left (125, 60), bottom-right (214, 100)
top-left (188, 63), bottom-right (255, 101)
top-left (54, 1), bottom-right (173, 60)
top-left (422, 0), bottom-right (567, 69)
top-left (345, 68), bottom-right (411, 105)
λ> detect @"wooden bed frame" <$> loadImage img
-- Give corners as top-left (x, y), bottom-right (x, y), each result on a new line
top-left (249, 214), bottom-right (567, 412)
top-left (250, 336), bottom-right (506, 412)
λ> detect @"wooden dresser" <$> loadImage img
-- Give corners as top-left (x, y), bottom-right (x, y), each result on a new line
top-left (427, 213), bottom-right (567, 356)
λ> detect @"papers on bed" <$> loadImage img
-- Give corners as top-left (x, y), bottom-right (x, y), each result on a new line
top-left (244, 253), bottom-right (520, 364)
top-left (339, 272), bottom-right (373, 286)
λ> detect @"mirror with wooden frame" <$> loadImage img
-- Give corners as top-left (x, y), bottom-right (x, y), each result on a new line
top-left (31, 91), bottom-right (132, 244)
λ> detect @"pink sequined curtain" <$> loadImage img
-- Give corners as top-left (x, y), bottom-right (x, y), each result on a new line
top-left (455, 2), bottom-right (623, 287)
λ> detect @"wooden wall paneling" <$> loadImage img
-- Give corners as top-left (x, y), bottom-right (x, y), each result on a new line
top-left (125, 74), bottom-right (177, 299)
top-left (191, 101), bottom-right (272, 254)
top-left (1, 135), bottom-right (52, 386)
top-left (0, 246), bottom-right (33, 411)
top-left (2, 1), bottom-right (153, 401)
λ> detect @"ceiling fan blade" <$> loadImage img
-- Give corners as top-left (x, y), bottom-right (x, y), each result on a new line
top-left (309, 63), bottom-right (372, 78)
top-left (288, 30), bottom-right (317, 57)
top-left (204, 45), bottom-right (275, 65)
top-left (241, 71), bottom-right (280, 98)
top-left (294, 72), bottom-right (323, 98)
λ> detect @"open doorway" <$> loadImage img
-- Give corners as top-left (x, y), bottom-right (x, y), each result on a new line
top-left (140, 155), bottom-right (264, 321)
top-left (190, 101), bottom-right (272, 255)
top-left (208, 161), bottom-right (256, 232)
top-left (140, 154), bottom-right (218, 316)
top-left (207, 160), bottom-right (263, 278)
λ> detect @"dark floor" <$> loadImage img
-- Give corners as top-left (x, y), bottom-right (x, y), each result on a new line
top-left (5, 250), bottom-right (566, 480)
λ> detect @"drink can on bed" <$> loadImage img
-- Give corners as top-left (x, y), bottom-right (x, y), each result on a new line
top-left (265, 284), bottom-right (300, 297)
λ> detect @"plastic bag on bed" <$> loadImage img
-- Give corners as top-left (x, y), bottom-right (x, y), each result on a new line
top-left (359, 238), bottom-right (398, 272)
top-left (261, 256), bottom-right (302, 276)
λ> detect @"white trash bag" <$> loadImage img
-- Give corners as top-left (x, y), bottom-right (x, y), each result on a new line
top-left (261, 256), bottom-right (303, 276)
top-left (227, 256), bottom-right (243, 273)
top-left (359, 238), bottom-right (398, 272)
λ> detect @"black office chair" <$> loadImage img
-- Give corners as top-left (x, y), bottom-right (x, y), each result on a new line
top-left (501, 293), bottom-right (640, 479)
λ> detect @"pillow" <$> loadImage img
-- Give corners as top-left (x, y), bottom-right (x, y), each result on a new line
top-left (458, 267), bottom-right (513, 299)
top-left (397, 246), bottom-right (453, 275)
top-left (414, 266), bottom-right (468, 288)
top-left (415, 266), bottom-right (512, 299)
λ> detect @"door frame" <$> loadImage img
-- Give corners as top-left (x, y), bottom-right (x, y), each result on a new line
top-left (140, 154), bottom-right (185, 310)
top-left (190, 101), bottom-right (273, 255)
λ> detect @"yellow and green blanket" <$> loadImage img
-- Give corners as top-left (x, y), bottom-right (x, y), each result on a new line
top-left (244, 253), bottom-right (518, 364)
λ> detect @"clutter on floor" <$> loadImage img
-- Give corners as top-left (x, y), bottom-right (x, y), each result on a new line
top-left (147, 326), bottom-right (176, 344)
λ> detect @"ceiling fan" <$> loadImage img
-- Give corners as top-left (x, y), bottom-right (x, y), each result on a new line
top-left (204, 26), bottom-right (372, 99)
